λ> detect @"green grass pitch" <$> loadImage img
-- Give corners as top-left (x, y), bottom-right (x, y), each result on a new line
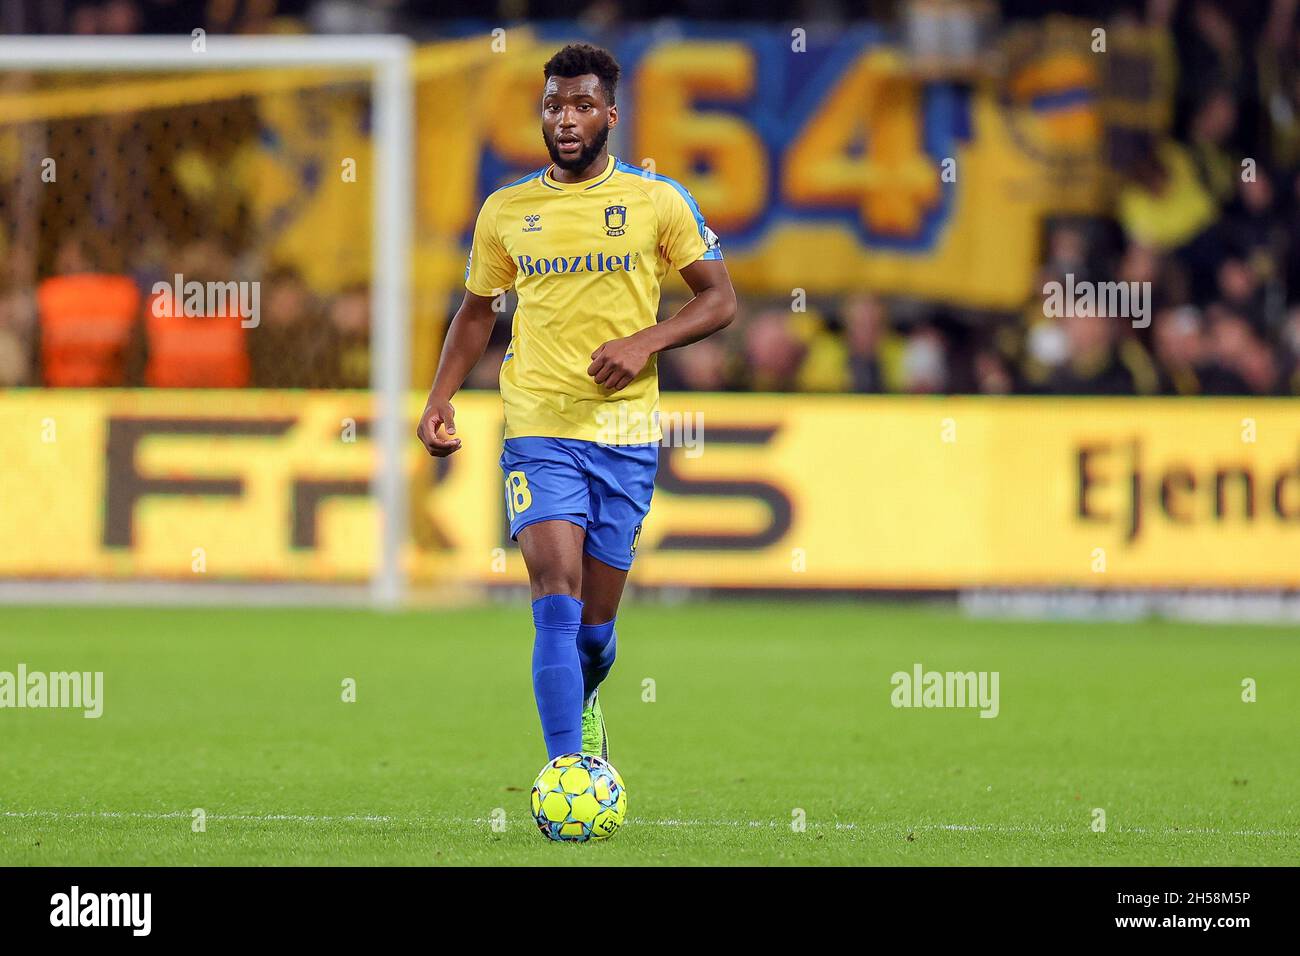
top-left (1, 602), bottom-right (1296, 865)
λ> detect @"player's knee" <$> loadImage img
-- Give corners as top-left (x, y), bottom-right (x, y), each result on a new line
top-left (531, 575), bottom-right (581, 602)
top-left (581, 599), bottom-right (618, 625)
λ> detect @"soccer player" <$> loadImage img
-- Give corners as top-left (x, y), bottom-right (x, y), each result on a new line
top-left (417, 43), bottom-right (736, 762)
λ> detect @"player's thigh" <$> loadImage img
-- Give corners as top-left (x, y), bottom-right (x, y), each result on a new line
top-left (581, 552), bottom-right (629, 624)
top-left (501, 438), bottom-right (591, 599)
top-left (517, 519), bottom-right (586, 600)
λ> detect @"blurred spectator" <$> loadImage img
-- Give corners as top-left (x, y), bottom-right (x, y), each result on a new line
top-left (1260, 0), bottom-right (1300, 170)
top-left (132, 239), bottom-right (251, 388)
top-left (843, 295), bottom-right (887, 393)
top-left (0, 288), bottom-right (36, 386)
top-left (1207, 306), bottom-right (1284, 394)
top-left (1153, 305), bottom-right (1203, 394)
top-left (1117, 141), bottom-right (1218, 254)
top-left (1043, 309), bottom-right (1155, 395)
top-left (326, 284), bottom-right (371, 389)
top-left (1176, 1), bottom-right (1245, 100)
top-left (100, 0), bottom-right (142, 34)
top-left (900, 325), bottom-right (948, 394)
top-left (1222, 166), bottom-right (1282, 264)
top-left (1215, 256), bottom-right (1268, 329)
top-left (1153, 305), bottom-right (1244, 394)
top-left (1185, 85), bottom-right (1240, 205)
top-left (658, 294), bottom-right (742, 392)
top-left (666, 337), bottom-right (732, 391)
top-left (70, 4), bottom-right (100, 34)
top-left (742, 309), bottom-right (807, 392)
top-left (973, 348), bottom-right (1014, 394)
top-left (37, 233), bottom-right (139, 387)
top-left (1117, 242), bottom-right (1161, 291)
top-left (1238, 335), bottom-right (1285, 394)
top-left (790, 309), bottom-right (850, 392)
top-left (1039, 222), bottom-right (1098, 286)
top-left (249, 266), bottom-right (332, 388)
top-left (1283, 306), bottom-right (1300, 376)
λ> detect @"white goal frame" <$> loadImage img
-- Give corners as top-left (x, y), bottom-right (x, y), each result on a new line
top-left (0, 36), bottom-right (413, 608)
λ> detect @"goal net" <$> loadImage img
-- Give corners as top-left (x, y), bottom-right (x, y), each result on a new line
top-left (0, 36), bottom-right (413, 606)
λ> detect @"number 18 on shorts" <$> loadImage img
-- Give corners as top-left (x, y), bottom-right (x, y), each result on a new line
top-left (499, 436), bottom-right (658, 572)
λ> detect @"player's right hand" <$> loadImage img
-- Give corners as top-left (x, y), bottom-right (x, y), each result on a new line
top-left (417, 400), bottom-right (461, 457)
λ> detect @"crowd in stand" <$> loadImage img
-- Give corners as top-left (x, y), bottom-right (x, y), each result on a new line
top-left (3, 0), bottom-right (1299, 396)
top-left (660, 0), bottom-right (1300, 398)
top-left (0, 234), bottom-right (372, 389)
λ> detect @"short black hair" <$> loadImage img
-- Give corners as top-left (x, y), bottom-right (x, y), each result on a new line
top-left (543, 43), bottom-right (621, 106)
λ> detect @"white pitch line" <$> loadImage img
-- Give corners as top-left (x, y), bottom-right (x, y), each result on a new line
top-left (2, 810), bottom-right (392, 823)
top-left (3, 810), bottom-right (1295, 838)
top-left (556, 820), bottom-right (1295, 837)
top-left (918, 823), bottom-right (1296, 838)
top-left (473, 817), bottom-right (861, 831)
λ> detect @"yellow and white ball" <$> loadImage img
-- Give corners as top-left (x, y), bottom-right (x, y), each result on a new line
top-left (530, 753), bottom-right (627, 842)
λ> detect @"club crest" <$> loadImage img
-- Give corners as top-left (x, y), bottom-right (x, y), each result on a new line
top-left (604, 205), bottom-right (627, 237)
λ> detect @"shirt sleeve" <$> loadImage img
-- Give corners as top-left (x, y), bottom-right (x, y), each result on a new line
top-left (657, 183), bottom-right (723, 271)
top-left (464, 196), bottom-right (516, 296)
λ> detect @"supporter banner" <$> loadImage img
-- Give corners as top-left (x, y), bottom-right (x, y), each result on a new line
top-left (1, 391), bottom-right (1297, 589)
top-left (418, 20), bottom-right (1136, 310)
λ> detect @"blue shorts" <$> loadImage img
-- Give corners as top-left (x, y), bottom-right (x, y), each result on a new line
top-left (500, 437), bottom-right (658, 571)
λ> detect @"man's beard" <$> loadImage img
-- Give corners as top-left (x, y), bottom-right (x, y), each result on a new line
top-left (544, 122), bottom-right (610, 173)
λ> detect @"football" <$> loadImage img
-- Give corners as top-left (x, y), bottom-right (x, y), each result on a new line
top-left (530, 753), bottom-right (627, 842)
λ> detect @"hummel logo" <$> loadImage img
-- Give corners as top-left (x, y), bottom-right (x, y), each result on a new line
top-left (523, 214), bottom-right (542, 232)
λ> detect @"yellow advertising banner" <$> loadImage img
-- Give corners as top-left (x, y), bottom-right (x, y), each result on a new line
top-left (1, 391), bottom-right (1297, 588)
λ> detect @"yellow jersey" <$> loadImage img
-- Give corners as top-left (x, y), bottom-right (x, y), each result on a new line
top-left (464, 155), bottom-right (722, 443)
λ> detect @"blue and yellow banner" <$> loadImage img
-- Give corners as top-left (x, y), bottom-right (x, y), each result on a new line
top-left (416, 20), bottom-right (1145, 311)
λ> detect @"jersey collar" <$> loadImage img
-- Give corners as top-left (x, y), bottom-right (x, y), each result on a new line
top-left (542, 154), bottom-right (616, 192)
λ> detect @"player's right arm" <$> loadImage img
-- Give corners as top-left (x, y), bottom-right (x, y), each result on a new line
top-left (417, 290), bottom-right (498, 457)
top-left (417, 193), bottom-right (518, 458)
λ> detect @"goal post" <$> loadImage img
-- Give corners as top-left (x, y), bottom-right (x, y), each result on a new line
top-left (0, 35), bottom-right (413, 607)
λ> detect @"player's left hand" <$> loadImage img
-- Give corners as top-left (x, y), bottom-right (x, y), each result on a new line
top-left (588, 336), bottom-right (651, 392)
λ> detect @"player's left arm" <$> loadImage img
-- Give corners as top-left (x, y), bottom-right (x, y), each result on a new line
top-left (587, 258), bottom-right (737, 391)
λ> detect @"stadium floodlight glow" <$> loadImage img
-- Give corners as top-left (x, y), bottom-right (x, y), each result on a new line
top-left (0, 35), bottom-right (412, 608)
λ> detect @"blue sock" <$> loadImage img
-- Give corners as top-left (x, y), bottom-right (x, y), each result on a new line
top-left (531, 594), bottom-right (584, 759)
top-left (577, 619), bottom-right (617, 703)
